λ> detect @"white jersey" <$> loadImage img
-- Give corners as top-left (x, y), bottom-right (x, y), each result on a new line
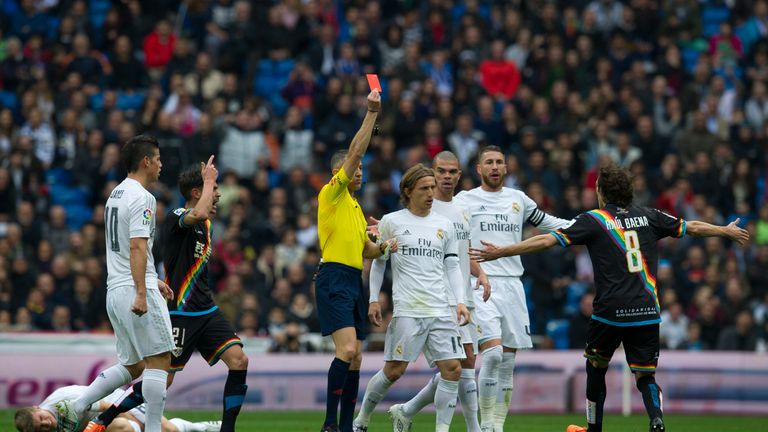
top-left (40, 385), bottom-right (98, 432)
top-left (456, 187), bottom-right (570, 277)
top-left (378, 209), bottom-right (457, 318)
top-left (432, 198), bottom-right (473, 308)
top-left (105, 178), bottom-right (158, 290)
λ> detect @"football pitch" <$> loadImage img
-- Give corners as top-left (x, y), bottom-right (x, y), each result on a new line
top-left (1, 410), bottom-right (766, 432)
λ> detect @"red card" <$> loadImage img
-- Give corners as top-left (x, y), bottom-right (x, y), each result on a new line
top-left (366, 74), bottom-right (382, 93)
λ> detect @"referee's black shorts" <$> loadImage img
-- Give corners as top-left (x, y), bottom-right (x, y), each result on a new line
top-left (315, 262), bottom-right (367, 340)
top-left (584, 320), bottom-right (660, 373)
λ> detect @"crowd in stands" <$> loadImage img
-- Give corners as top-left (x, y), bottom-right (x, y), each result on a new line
top-left (1, 0), bottom-right (768, 353)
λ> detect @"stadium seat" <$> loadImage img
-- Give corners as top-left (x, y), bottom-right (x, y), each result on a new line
top-left (0, 91), bottom-right (18, 112)
top-left (546, 319), bottom-right (571, 350)
top-left (64, 203), bottom-right (93, 230)
top-left (46, 168), bottom-right (73, 186)
top-left (701, 6), bottom-right (731, 38)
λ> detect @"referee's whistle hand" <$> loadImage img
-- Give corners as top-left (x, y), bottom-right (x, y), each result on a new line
top-left (368, 302), bottom-right (383, 327)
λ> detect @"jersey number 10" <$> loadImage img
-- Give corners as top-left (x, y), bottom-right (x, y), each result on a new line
top-left (105, 206), bottom-right (120, 252)
top-left (624, 230), bottom-right (643, 273)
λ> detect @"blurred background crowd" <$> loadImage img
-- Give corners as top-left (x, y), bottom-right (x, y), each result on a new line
top-left (1, 0), bottom-right (768, 353)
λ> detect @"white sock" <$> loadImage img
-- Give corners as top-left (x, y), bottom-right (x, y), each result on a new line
top-left (142, 369), bottom-right (169, 432)
top-left (72, 363), bottom-right (131, 413)
top-left (460, 368), bottom-right (481, 432)
top-left (494, 351), bottom-right (516, 431)
top-left (478, 345), bottom-right (502, 430)
top-left (402, 372), bottom-right (438, 417)
top-left (435, 377), bottom-right (459, 430)
top-left (354, 369), bottom-right (392, 426)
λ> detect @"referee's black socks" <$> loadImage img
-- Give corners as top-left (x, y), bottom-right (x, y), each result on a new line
top-left (221, 370), bottom-right (248, 432)
top-left (636, 374), bottom-right (663, 421)
top-left (324, 357), bottom-right (350, 427)
top-left (339, 369), bottom-right (360, 430)
top-left (585, 361), bottom-right (608, 432)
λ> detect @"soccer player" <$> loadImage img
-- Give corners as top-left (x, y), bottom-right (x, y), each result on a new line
top-left (469, 164), bottom-right (749, 432)
top-left (14, 385), bottom-right (221, 432)
top-left (316, 90), bottom-right (397, 432)
top-left (353, 164), bottom-right (470, 432)
top-left (72, 135), bottom-right (175, 432)
top-left (385, 151), bottom-right (491, 432)
top-left (455, 145), bottom-right (570, 432)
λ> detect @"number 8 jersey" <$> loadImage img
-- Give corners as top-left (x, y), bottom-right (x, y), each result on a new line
top-left (104, 178), bottom-right (158, 290)
top-left (550, 204), bottom-right (686, 326)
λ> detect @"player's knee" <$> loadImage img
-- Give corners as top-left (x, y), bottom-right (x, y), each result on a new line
top-left (482, 345), bottom-right (503, 370)
top-left (350, 350), bottom-right (363, 369)
top-left (106, 418), bottom-right (134, 432)
top-left (440, 361), bottom-right (462, 381)
top-left (339, 344), bottom-right (357, 362)
top-left (634, 371), bottom-right (655, 382)
top-left (229, 351), bottom-right (249, 371)
top-left (124, 362), bottom-right (145, 379)
top-left (383, 363), bottom-right (406, 382)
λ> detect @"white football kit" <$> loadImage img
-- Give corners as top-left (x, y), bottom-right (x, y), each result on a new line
top-left (105, 178), bottom-right (173, 365)
top-left (432, 198), bottom-right (479, 350)
top-left (370, 209), bottom-right (466, 364)
top-left (456, 187), bottom-right (570, 348)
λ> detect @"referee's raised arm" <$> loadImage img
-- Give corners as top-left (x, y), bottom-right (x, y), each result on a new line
top-left (341, 90), bottom-right (380, 178)
top-left (316, 90), bottom-right (382, 432)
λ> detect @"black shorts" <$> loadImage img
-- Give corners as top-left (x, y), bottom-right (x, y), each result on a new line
top-left (584, 320), bottom-right (660, 373)
top-left (314, 262), bottom-right (367, 340)
top-left (169, 308), bottom-right (243, 372)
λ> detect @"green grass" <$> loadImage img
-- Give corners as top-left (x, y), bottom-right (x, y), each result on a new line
top-left (1, 410), bottom-right (766, 431)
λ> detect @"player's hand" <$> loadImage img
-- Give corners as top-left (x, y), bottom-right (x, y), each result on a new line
top-left (385, 238), bottom-right (398, 254)
top-left (367, 90), bottom-right (381, 112)
top-left (200, 155), bottom-right (218, 183)
top-left (724, 218), bottom-right (750, 245)
top-left (457, 303), bottom-right (470, 326)
top-left (158, 280), bottom-right (174, 301)
top-left (131, 295), bottom-right (148, 316)
top-left (368, 302), bottom-right (383, 327)
top-left (469, 240), bottom-right (503, 262)
top-left (476, 272), bottom-right (491, 302)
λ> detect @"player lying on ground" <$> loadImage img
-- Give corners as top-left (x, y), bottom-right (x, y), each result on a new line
top-left (470, 163), bottom-right (749, 432)
top-left (14, 385), bottom-right (220, 432)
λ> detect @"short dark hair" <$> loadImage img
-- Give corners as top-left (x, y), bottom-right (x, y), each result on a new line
top-left (598, 163), bottom-right (633, 207)
top-left (14, 407), bottom-right (34, 432)
top-left (477, 145), bottom-right (504, 161)
top-left (178, 165), bottom-right (204, 201)
top-left (331, 150), bottom-right (348, 171)
top-left (121, 135), bottom-right (159, 173)
top-left (400, 163), bottom-right (435, 206)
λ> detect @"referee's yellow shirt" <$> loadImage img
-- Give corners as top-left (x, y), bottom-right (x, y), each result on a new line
top-left (317, 166), bottom-right (368, 270)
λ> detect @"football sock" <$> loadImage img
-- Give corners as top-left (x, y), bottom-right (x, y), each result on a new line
top-left (338, 369), bottom-right (360, 432)
top-left (221, 370), bottom-right (248, 432)
top-left (478, 345), bottom-right (502, 429)
top-left (637, 375), bottom-right (663, 421)
top-left (459, 368), bottom-right (481, 432)
top-left (494, 351), bottom-right (516, 430)
top-left (324, 357), bottom-right (350, 427)
top-left (355, 369), bottom-right (392, 426)
top-left (72, 363), bottom-right (132, 413)
top-left (142, 369), bottom-right (168, 432)
top-left (96, 381), bottom-right (144, 425)
top-left (586, 361), bottom-right (608, 432)
top-left (402, 372), bottom-right (439, 417)
top-left (168, 418), bottom-right (194, 432)
top-left (435, 377), bottom-right (459, 430)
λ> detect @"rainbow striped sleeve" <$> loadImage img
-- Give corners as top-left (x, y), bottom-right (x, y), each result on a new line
top-left (550, 231), bottom-right (571, 247)
top-left (676, 219), bottom-right (687, 238)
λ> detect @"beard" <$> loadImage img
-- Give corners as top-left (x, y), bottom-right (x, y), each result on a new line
top-left (481, 171), bottom-right (504, 189)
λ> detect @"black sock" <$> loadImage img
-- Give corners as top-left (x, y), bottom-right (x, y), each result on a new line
top-left (97, 382), bottom-right (144, 425)
top-left (637, 375), bottom-right (663, 420)
top-left (324, 357), bottom-right (350, 427)
top-left (221, 370), bottom-right (248, 432)
top-left (338, 369), bottom-right (360, 432)
top-left (586, 361), bottom-right (608, 432)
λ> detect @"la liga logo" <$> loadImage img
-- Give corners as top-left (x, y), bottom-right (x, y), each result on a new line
top-left (143, 208), bottom-right (152, 221)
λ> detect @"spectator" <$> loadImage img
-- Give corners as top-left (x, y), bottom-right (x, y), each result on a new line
top-left (716, 309), bottom-right (759, 351)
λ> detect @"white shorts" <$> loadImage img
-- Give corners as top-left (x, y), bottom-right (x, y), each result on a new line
top-left (457, 307), bottom-right (479, 355)
top-left (471, 276), bottom-right (532, 349)
top-left (107, 286), bottom-right (174, 365)
top-left (384, 316), bottom-right (466, 365)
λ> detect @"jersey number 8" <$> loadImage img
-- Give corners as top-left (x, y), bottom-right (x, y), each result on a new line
top-left (624, 230), bottom-right (643, 273)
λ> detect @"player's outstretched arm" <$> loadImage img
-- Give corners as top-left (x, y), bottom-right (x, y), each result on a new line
top-left (687, 218), bottom-right (750, 244)
top-left (469, 233), bottom-right (559, 262)
top-left (341, 91), bottom-right (380, 178)
top-left (183, 155), bottom-right (218, 226)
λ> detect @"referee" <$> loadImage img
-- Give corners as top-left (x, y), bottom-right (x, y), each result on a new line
top-left (317, 90), bottom-right (396, 432)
